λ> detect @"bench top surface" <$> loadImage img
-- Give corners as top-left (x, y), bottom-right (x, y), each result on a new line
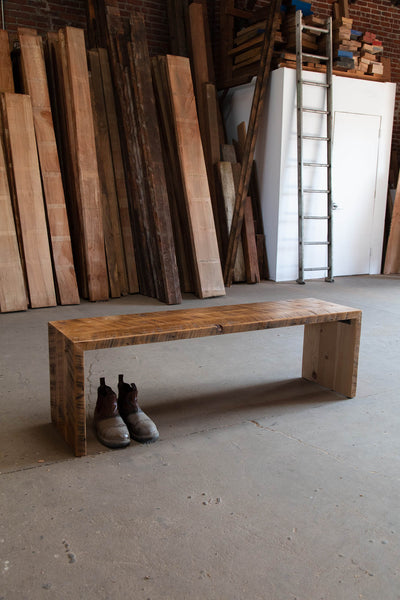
top-left (48, 298), bottom-right (361, 349)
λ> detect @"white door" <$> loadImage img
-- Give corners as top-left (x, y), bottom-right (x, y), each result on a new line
top-left (332, 111), bottom-right (381, 276)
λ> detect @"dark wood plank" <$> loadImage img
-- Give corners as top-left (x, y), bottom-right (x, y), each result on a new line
top-left (128, 14), bottom-right (181, 305)
top-left (88, 48), bottom-right (128, 298)
top-left (97, 47), bottom-right (139, 294)
top-left (242, 196), bottom-right (260, 283)
top-left (0, 30), bottom-right (14, 92)
top-left (384, 168), bottom-right (400, 274)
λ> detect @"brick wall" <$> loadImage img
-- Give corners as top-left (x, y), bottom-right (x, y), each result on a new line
top-left (4, 0), bottom-right (400, 150)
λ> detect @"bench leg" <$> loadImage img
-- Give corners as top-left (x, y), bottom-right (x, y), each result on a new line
top-left (49, 326), bottom-right (87, 456)
top-left (302, 317), bottom-right (361, 398)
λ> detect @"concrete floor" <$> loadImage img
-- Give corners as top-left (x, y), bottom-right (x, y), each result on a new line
top-left (0, 275), bottom-right (400, 599)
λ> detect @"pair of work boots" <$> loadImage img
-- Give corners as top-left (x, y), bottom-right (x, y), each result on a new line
top-left (94, 374), bottom-right (159, 449)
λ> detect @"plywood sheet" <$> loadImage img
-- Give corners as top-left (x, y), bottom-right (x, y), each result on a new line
top-left (166, 55), bottom-right (225, 298)
top-left (19, 31), bottom-right (80, 305)
top-left (1, 93), bottom-right (56, 308)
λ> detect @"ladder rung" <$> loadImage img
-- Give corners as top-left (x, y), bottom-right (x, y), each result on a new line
top-left (302, 53), bottom-right (329, 61)
top-left (303, 188), bottom-right (330, 193)
top-left (303, 135), bottom-right (330, 141)
top-left (302, 25), bottom-right (329, 35)
top-left (301, 108), bottom-right (329, 115)
top-left (303, 241), bottom-right (330, 246)
top-left (302, 162), bottom-right (329, 167)
top-left (301, 80), bottom-right (329, 88)
top-left (304, 267), bottom-right (329, 272)
top-left (304, 216), bottom-right (329, 220)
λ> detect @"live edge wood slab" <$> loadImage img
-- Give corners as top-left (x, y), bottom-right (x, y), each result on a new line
top-left (48, 298), bottom-right (362, 456)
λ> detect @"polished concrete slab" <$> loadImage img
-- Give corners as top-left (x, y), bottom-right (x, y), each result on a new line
top-left (0, 275), bottom-right (399, 599)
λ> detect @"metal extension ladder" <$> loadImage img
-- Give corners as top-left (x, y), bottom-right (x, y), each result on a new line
top-left (296, 10), bottom-right (334, 284)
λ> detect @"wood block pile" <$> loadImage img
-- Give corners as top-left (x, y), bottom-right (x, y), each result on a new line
top-left (272, 0), bottom-right (390, 82)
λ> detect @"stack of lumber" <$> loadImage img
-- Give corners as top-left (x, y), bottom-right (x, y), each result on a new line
top-left (358, 32), bottom-right (385, 76)
top-left (152, 55), bottom-right (225, 298)
top-left (332, 16), bottom-right (356, 70)
top-left (282, 2), bottom-right (320, 53)
top-left (0, 28), bottom-right (80, 312)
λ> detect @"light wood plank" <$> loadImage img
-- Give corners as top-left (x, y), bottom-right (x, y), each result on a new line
top-left (1, 92), bottom-right (57, 308)
top-left (19, 31), bottom-right (80, 305)
top-left (62, 26), bottom-right (109, 302)
top-left (165, 55), bottom-right (225, 298)
top-left (0, 133), bottom-right (27, 312)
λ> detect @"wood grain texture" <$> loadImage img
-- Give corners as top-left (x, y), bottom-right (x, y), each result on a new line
top-left (384, 168), bottom-right (400, 274)
top-left (62, 26), bottom-right (109, 302)
top-left (88, 48), bottom-right (128, 298)
top-left (0, 133), bottom-right (27, 312)
top-left (166, 54), bottom-right (225, 299)
top-left (49, 298), bottom-right (362, 456)
top-left (0, 30), bottom-right (14, 93)
top-left (1, 92), bottom-right (57, 308)
top-left (217, 161), bottom-right (246, 282)
top-left (97, 47), bottom-right (139, 294)
top-left (19, 32), bottom-right (80, 306)
top-left (128, 15), bottom-right (181, 305)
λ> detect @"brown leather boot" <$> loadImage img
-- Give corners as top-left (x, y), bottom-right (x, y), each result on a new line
top-left (117, 374), bottom-right (159, 443)
top-left (94, 377), bottom-right (130, 449)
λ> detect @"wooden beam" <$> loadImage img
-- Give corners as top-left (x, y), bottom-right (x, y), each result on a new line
top-left (0, 128), bottom-right (27, 312)
top-left (19, 31), bottom-right (80, 305)
top-left (60, 26), bottom-right (109, 301)
top-left (165, 55), bottom-right (225, 298)
top-left (1, 93), bottom-right (57, 308)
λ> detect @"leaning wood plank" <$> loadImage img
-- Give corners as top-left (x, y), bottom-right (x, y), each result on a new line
top-left (18, 32), bottom-right (80, 305)
top-left (46, 31), bottom-right (88, 299)
top-left (0, 30), bottom-right (14, 92)
top-left (97, 47), bottom-right (139, 294)
top-left (242, 196), bottom-right (260, 283)
top-left (0, 134), bottom-right (27, 312)
top-left (166, 55), bottom-right (225, 298)
top-left (1, 93), bottom-right (56, 308)
top-left (62, 27), bottom-right (109, 301)
top-left (223, 0), bottom-right (281, 286)
top-left (128, 14), bottom-right (181, 305)
top-left (88, 48), bottom-right (127, 298)
top-left (384, 168), bottom-right (400, 273)
top-left (217, 161), bottom-right (245, 282)
top-left (152, 55), bottom-right (195, 294)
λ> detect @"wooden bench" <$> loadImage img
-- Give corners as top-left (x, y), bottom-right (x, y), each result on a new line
top-left (48, 298), bottom-right (362, 457)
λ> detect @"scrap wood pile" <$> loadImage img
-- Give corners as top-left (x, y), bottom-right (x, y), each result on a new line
top-left (0, 0), bottom-right (274, 313)
top-left (274, 0), bottom-right (390, 80)
top-left (220, 0), bottom-right (391, 88)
